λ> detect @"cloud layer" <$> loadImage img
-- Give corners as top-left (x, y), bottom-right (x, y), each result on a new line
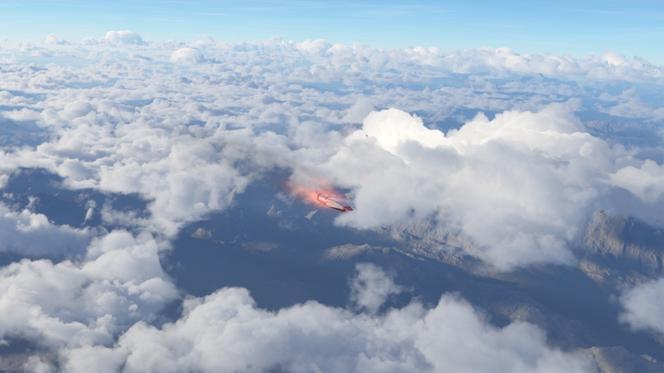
top-left (0, 231), bottom-right (177, 350)
top-left (59, 264), bottom-right (592, 373)
top-left (1, 33), bottom-right (664, 370)
top-left (1, 36), bottom-right (663, 269)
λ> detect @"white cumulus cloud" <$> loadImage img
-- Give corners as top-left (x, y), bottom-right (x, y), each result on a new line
top-left (319, 104), bottom-right (635, 270)
top-left (610, 160), bottom-right (664, 203)
top-left (620, 278), bottom-right (664, 335)
top-left (59, 265), bottom-right (593, 373)
top-left (350, 262), bottom-right (403, 313)
top-left (0, 203), bottom-right (90, 257)
top-left (170, 47), bottom-right (204, 64)
top-left (103, 30), bottom-right (144, 45)
top-left (0, 231), bottom-right (178, 349)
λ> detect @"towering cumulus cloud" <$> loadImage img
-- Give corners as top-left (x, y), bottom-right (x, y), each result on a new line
top-left (322, 105), bottom-right (634, 269)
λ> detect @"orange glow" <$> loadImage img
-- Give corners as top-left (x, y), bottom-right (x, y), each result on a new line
top-left (286, 179), bottom-right (347, 209)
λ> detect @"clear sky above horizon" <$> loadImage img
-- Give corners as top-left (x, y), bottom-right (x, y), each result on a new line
top-left (1, 0), bottom-right (664, 63)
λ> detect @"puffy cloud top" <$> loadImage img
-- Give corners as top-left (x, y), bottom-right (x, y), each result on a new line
top-left (0, 231), bottom-right (178, 350)
top-left (350, 263), bottom-right (403, 313)
top-left (0, 204), bottom-right (90, 257)
top-left (44, 34), bottom-right (68, 45)
top-left (170, 47), bottom-right (204, 64)
top-left (325, 105), bottom-right (626, 270)
top-left (104, 30), bottom-right (144, 45)
top-left (610, 160), bottom-right (664, 203)
top-left (361, 109), bottom-right (447, 155)
top-left (620, 278), bottom-right (664, 335)
top-left (60, 265), bottom-right (593, 373)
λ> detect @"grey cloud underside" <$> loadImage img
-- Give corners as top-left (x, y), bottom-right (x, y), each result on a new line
top-left (2, 35), bottom-right (664, 371)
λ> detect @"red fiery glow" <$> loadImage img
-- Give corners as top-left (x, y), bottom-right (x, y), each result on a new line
top-left (287, 180), bottom-right (352, 211)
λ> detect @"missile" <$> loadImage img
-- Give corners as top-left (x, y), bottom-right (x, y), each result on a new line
top-left (316, 192), bottom-right (353, 212)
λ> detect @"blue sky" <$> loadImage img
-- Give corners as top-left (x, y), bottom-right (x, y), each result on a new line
top-left (1, 0), bottom-right (664, 63)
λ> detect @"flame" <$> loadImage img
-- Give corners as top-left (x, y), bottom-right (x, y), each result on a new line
top-left (287, 179), bottom-right (346, 208)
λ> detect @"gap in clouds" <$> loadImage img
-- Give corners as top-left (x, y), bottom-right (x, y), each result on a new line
top-left (163, 173), bottom-right (664, 362)
top-left (0, 168), bottom-right (149, 230)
